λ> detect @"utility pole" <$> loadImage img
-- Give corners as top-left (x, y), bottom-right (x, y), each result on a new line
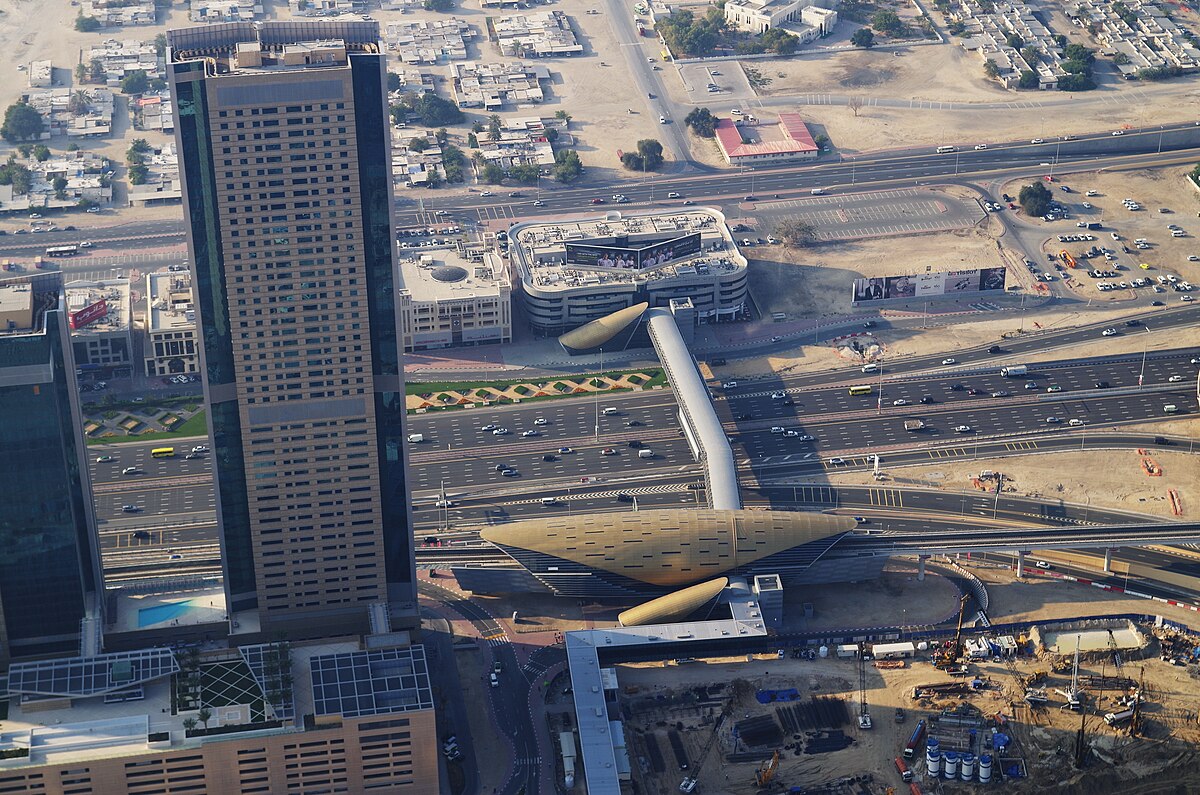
top-left (1138, 324), bottom-right (1151, 387)
top-left (594, 347), bottom-right (603, 444)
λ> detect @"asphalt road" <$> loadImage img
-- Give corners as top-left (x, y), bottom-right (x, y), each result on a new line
top-left (8, 125), bottom-right (1200, 261)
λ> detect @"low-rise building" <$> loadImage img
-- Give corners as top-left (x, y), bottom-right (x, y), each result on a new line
top-left (449, 61), bottom-right (550, 109)
top-left (127, 143), bottom-right (181, 206)
top-left (190, 0), bottom-right (261, 22)
top-left (510, 208), bottom-right (748, 336)
top-left (0, 151), bottom-right (113, 212)
top-left (23, 87), bottom-right (115, 138)
top-left (386, 18), bottom-right (473, 64)
top-left (79, 0), bottom-right (157, 26)
top-left (714, 112), bottom-right (819, 166)
top-left (476, 117), bottom-right (559, 170)
top-left (393, 129), bottom-right (448, 188)
top-left (480, 0), bottom-right (522, 7)
top-left (288, 0), bottom-right (365, 14)
top-left (493, 11), bottom-right (583, 58)
top-left (1069, 0), bottom-right (1200, 77)
top-left (724, 0), bottom-right (812, 33)
top-left (953, 0), bottom-right (1068, 89)
top-left (27, 60), bottom-right (52, 88)
top-left (145, 269), bottom-right (199, 376)
top-left (134, 91), bottom-right (175, 132)
top-left (84, 39), bottom-right (164, 87)
top-left (64, 278), bottom-right (133, 371)
top-left (397, 245), bottom-right (512, 350)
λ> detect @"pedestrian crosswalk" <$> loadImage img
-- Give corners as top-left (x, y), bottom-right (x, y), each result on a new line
top-left (866, 488), bottom-right (904, 508)
top-left (482, 630), bottom-right (509, 646)
top-left (1005, 441), bottom-right (1039, 451)
top-left (790, 485), bottom-right (837, 504)
top-left (516, 756), bottom-right (542, 766)
top-left (509, 483), bottom-right (684, 505)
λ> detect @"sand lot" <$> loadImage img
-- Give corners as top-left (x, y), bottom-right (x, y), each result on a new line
top-left (827, 447), bottom-right (1200, 521)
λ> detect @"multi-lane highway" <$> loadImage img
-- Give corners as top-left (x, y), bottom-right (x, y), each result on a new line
top-left (9, 126), bottom-right (1200, 261)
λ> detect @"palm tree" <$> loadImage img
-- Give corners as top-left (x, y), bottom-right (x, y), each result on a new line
top-left (197, 707), bottom-right (212, 730)
top-left (68, 91), bottom-right (91, 116)
top-left (182, 717), bottom-right (197, 733)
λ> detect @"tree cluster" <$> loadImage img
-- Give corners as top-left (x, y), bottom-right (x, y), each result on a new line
top-left (1018, 181), bottom-right (1052, 216)
top-left (656, 9), bottom-right (726, 58)
top-left (390, 93), bottom-right (464, 128)
top-left (1, 103), bottom-right (43, 144)
top-left (0, 157), bottom-right (33, 195)
top-left (126, 138), bottom-right (153, 185)
top-left (553, 149), bottom-right (583, 183)
top-left (620, 139), bottom-right (664, 172)
top-left (850, 28), bottom-right (875, 48)
top-left (75, 14), bottom-right (101, 32)
top-left (735, 27), bottom-right (800, 55)
top-left (683, 107), bottom-right (717, 138)
top-left (775, 218), bottom-right (818, 249)
top-left (1057, 44), bottom-right (1096, 91)
top-left (870, 10), bottom-right (903, 36)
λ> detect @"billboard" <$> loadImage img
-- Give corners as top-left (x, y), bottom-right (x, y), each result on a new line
top-left (70, 298), bottom-right (108, 329)
top-left (851, 267), bottom-right (1006, 302)
top-left (564, 232), bottom-right (702, 271)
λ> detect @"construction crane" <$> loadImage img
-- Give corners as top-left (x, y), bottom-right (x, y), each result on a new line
top-left (679, 692), bottom-right (735, 793)
top-left (1055, 635), bottom-right (1083, 710)
top-left (754, 750), bottom-right (780, 787)
top-left (935, 594), bottom-right (971, 669)
top-left (857, 642), bottom-right (873, 730)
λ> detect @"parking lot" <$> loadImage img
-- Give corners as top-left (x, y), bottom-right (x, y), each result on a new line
top-left (750, 188), bottom-right (984, 241)
top-left (678, 61), bottom-right (757, 103)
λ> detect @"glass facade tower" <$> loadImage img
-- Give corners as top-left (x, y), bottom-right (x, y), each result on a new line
top-left (0, 272), bottom-right (101, 663)
top-left (168, 22), bottom-right (417, 636)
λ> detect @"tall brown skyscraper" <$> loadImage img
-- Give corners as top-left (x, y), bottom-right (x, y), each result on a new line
top-left (169, 21), bottom-right (417, 637)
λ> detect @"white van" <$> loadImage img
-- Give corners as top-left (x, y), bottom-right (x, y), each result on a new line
top-left (407, 433), bottom-right (424, 443)
top-left (638, 448), bottom-right (654, 458)
top-left (861, 363), bottom-right (879, 373)
top-left (811, 188), bottom-right (827, 195)
top-left (540, 496), bottom-right (559, 506)
top-left (602, 407), bottom-right (618, 416)
top-left (1164, 404), bottom-right (1179, 414)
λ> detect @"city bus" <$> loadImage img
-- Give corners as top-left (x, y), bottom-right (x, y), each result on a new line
top-left (45, 244), bottom-right (79, 257)
top-left (848, 385), bottom-right (873, 396)
top-left (151, 447), bottom-right (176, 458)
top-left (935, 146), bottom-right (956, 154)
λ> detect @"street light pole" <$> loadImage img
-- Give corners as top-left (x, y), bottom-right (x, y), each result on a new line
top-left (1138, 324), bottom-right (1151, 387)
top-left (594, 347), bottom-right (603, 444)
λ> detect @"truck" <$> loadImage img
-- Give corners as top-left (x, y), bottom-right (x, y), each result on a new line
top-left (903, 420), bottom-right (926, 432)
top-left (894, 756), bottom-right (914, 782)
top-left (902, 719), bottom-right (927, 759)
top-left (1000, 365), bottom-right (1028, 377)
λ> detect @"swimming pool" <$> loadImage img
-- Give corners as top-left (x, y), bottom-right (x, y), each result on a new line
top-left (137, 599), bottom-right (204, 628)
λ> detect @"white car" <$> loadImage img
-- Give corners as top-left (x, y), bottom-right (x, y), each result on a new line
top-left (770, 426), bottom-right (785, 434)
top-left (1045, 416), bottom-right (1061, 424)
top-left (1112, 130), bottom-right (1125, 136)
top-left (1184, 295), bottom-right (1196, 301)
top-left (521, 429), bottom-right (538, 437)
top-left (492, 427), bottom-right (510, 435)
top-left (191, 445), bottom-right (209, 453)
top-left (953, 425), bottom-right (972, 433)
top-left (1169, 375), bottom-right (1185, 382)
top-left (974, 144), bottom-right (987, 150)
top-left (942, 358), bottom-right (957, 365)
top-left (659, 115), bottom-right (667, 124)
top-left (1068, 418), bottom-right (1086, 426)
top-left (435, 499), bottom-right (454, 508)
top-left (1101, 328), bottom-right (1118, 336)
top-left (771, 391), bottom-right (787, 400)
top-left (1031, 138), bottom-right (1044, 144)
top-left (482, 424), bottom-right (497, 431)
top-left (892, 399), bottom-right (908, 406)
top-left (534, 418), bottom-right (548, 425)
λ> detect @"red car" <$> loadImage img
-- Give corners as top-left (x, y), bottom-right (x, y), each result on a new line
top-left (590, 198), bottom-right (605, 204)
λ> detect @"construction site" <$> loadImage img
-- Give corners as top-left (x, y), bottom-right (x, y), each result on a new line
top-left (603, 593), bottom-right (1200, 795)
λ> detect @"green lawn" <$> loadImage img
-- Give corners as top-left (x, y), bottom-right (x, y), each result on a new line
top-left (87, 411), bottom-right (209, 445)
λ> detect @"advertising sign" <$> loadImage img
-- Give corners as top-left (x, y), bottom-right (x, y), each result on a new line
top-left (851, 267), bottom-right (1006, 302)
top-left (564, 232), bottom-right (702, 271)
top-left (69, 298), bottom-right (108, 330)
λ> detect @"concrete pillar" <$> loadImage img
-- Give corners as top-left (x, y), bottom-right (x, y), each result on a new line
top-left (1015, 551), bottom-right (1026, 579)
top-left (917, 555), bottom-right (928, 581)
top-left (1104, 547), bottom-right (1112, 574)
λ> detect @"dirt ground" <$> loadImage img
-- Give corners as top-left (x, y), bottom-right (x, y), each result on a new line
top-left (701, 42), bottom-right (1200, 154)
top-left (747, 220), bottom-right (1005, 320)
top-left (1002, 166), bottom-right (1200, 302)
top-left (826, 447), bottom-right (1200, 521)
top-left (613, 565), bottom-right (1200, 795)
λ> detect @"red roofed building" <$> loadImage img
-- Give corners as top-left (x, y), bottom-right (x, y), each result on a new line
top-left (714, 112), bottom-right (819, 166)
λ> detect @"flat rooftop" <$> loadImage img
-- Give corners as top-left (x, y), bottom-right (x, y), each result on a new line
top-left (146, 270), bottom-right (195, 333)
top-left (168, 20), bottom-right (380, 74)
top-left (397, 247), bottom-right (509, 303)
top-left (0, 272), bottom-right (60, 338)
top-left (512, 208), bottom-right (744, 292)
top-left (64, 279), bottom-right (130, 335)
